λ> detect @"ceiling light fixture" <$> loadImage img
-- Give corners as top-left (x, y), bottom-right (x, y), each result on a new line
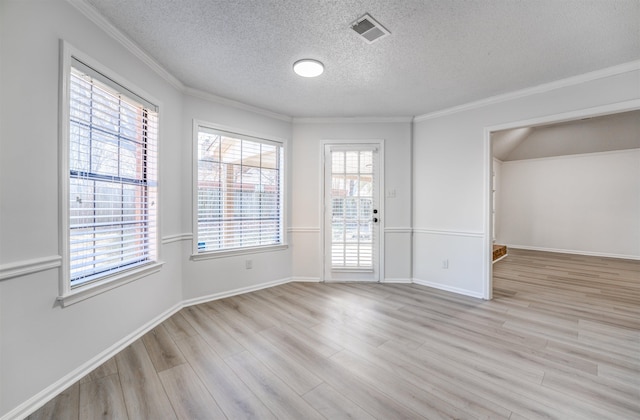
top-left (293, 59), bottom-right (324, 77)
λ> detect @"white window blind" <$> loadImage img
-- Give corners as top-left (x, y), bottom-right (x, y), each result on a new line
top-left (68, 58), bottom-right (158, 288)
top-left (196, 127), bottom-right (283, 252)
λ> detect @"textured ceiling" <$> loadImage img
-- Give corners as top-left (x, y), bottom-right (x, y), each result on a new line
top-left (84, 0), bottom-right (640, 118)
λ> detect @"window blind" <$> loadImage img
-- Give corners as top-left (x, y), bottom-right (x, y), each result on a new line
top-left (68, 59), bottom-right (158, 287)
top-left (196, 128), bottom-right (283, 252)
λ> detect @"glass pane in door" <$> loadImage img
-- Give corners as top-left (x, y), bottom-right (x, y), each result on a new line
top-left (330, 150), bottom-right (373, 269)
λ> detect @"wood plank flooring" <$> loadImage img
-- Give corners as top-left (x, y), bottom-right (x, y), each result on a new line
top-left (28, 249), bottom-right (640, 419)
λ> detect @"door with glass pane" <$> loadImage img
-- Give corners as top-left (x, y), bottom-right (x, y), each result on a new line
top-left (324, 144), bottom-right (381, 282)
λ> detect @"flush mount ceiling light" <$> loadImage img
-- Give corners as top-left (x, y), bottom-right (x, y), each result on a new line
top-left (293, 59), bottom-right (324, 77)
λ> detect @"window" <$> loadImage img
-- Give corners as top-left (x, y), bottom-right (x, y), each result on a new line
top-left (195, 125), bottom-right (284, 254)
top-left (62, 54), bottom-right (159, 294)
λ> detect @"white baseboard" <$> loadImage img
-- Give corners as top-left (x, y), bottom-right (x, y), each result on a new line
top-left (4, 303), bottom-right (182, 420)
top-left (291, 277), bottom-right (321, 282)
top-left (382, 278), bottom-right (412, 284)
top-left (8, 276), bottom-right (294, 420)
top-left (412, 278), bottom-right (485, 299)
top-left (507, 244), bottom-right (640, 261)
top-left (182, 277), bottom-right (292, 307)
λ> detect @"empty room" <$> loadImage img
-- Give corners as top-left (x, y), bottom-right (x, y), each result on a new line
top-left (1, 0), bottom-right (639, 419)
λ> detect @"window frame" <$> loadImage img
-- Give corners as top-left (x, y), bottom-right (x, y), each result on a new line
top-left (58, 41), bottom-right (163, 306)
top-left (191, 120), bottom-right (288, 260)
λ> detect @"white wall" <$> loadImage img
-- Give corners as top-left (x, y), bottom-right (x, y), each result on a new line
top-left (180, 94), bottom-right (293, 301)
top-left (497, 149), bottom-right (640, 259)
top-left (291, 120), bottom-right (412, 282)
top-left (0, 1), bottom-right (184, 416)
top-left (413, 68), bottom-right (640, 297)
top-left (0, 1), bottom-right (294, 418)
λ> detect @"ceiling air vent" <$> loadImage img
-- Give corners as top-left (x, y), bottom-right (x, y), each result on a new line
top-left (351, 13), bottom-right (390, 44)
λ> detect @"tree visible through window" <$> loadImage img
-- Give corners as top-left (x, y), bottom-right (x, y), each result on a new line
top-left (67, 59), bottom-right (158, 287)
top-left (196, 127), bottom-right (283, 253)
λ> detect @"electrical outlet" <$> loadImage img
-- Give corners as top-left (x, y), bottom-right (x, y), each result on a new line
top-left (442, 259), bottom-right (449, 269)
top-left (245, 259), bottom-right (253, 269)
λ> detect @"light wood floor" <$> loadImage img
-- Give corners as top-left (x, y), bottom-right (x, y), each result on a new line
top-left (29, 249), bottom-right (640, 419)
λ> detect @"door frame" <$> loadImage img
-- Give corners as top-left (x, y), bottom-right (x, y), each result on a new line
top-left (482, 99), bottom-right (640, 300)
top-left (320, 139), bottom-right (385, 282)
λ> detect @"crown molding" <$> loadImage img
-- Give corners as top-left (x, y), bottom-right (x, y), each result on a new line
top-left (414, 60), bottom-right (640, 122)
top-left (66, 0), bottom-right (293, 123)
top-left (66, 0), bottom-right (185, 91)
top-left (293, 116), bottom-right (413, 124)
top-left (184, 87), bottom-right (292, 122)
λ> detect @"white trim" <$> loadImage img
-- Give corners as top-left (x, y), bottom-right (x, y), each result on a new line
top-left (182, 277), bottom-right (292, 307)
top-left (4, 302), bottom-right (182, 420)
top-left (185, 87), bottom-right (291, 122)
top-left (58, 40), bottom-right (163, 300)
top-left (161, 233), bottom-right (193, 244)
top-left (321, 140), bottom-right (385, 283)
top-left (412, 278), bottom-right (485, 299)
top-left (415, 60), bottom-right (640, 122)
top-left (384, 227), bottom-right (413, 233)
top-left (66, 1), bottom-right (294, 123)
top-left (192, 119), bottom-right (289, 257)
top-left (290, 277), bottom-right (322, 283)
top-left (0, 256), bottom-right (62, 281)
top-left (413, 229), bottom-right (484, 238)
top-left (190, 244), bottom-right (289, 261)
top-left (382, 278), bottom-right (412, 284)
top-left (287, 227), bottom-right (321, 233)
top-left (502, 147), bottom-right (640, 165)
top-left (483, 99), bottom-right (640, 302)
top-left (57, 262), bottom-right (165, 307)
top-left (293, 116), bottom-right (412, 124)
top-left (193, 119), bottom-right (289, 145)
top-left (10, 275), bottom-right (291, 419)
top-left (65, 0), bottom-right (184, 91)
top-left (507, 245), bottom-right (639, 261)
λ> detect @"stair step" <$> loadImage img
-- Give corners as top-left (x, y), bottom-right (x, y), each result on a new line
top-left (493, 244), bottom-right (507, 261)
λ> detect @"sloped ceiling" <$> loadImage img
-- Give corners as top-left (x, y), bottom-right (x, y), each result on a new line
top-left (493, 110), bottom-right (640, 161)
top-left (81, 0), bottom-right (640, 118)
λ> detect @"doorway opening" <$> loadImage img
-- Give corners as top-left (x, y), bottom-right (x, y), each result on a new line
top-left (484, 100), bottom-right (640, 299)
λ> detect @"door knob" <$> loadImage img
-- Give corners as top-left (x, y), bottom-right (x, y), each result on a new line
top-left (373, 217), bottom-right (379, 223)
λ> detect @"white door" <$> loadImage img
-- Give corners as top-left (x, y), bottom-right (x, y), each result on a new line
top-left (323, 144), bottom-right (381, 282)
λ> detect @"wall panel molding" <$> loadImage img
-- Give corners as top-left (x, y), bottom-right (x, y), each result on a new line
top-left (0, 256), bottom-right (62, 281)
top-left (384, 227), bottom-right (413, 233)
top-left (413, 229), bottom-right (484, 238)
top-left (287, 227), bottom-right (321, 233)
top-left (161, 233), bottom-right (193, 244)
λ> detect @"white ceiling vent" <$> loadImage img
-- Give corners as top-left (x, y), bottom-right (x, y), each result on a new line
top-left (351, 13), bottom-right (390, 44)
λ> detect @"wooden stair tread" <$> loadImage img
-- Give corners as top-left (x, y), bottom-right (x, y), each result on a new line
top-left (493, 244), bottom-right (507, 261)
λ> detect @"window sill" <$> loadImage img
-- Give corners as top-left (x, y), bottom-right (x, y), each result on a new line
top-left (57, 261), bottom-right (165, 307)
top-left (190, 244), bottom-right (289, 261)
